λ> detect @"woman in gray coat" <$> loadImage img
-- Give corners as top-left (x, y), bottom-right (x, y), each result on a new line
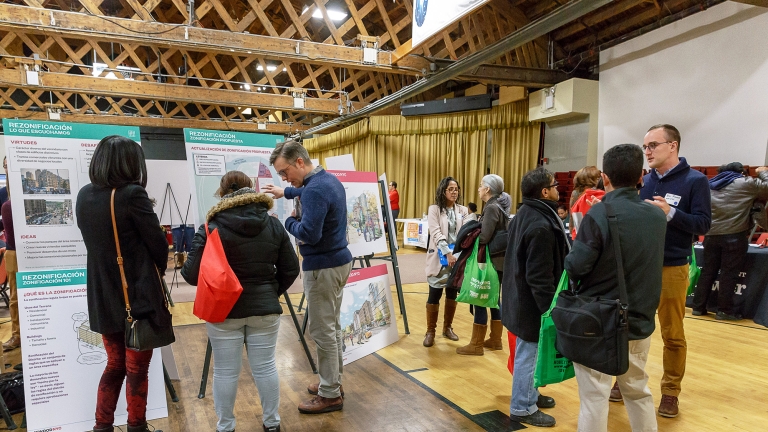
top-left (457, 174), bottom-right (510, 356)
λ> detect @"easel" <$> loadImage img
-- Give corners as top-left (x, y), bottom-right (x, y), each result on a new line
top-left (297, 180), bottom-right (409, 335)
top-left (158, 182), bottom-right (192, 307)
top-left (196, 292), bottom-right (318, 398)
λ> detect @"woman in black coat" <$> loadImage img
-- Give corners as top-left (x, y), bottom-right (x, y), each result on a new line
top-left (76, 136), bottom-right (171, 432)
top-left (456, 174), bottom-right (510, 356)
top-left (182, 170), bottom-right (299, 432)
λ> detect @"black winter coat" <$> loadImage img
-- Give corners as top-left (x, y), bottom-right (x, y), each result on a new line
top-left (77, 184), bottom-right (170, 335)
top-left (181, 191), bottom-right (300, 319)
top-left (501, 198), bottom-right (569, 342)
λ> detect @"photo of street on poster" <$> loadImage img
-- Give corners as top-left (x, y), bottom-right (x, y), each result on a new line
top-left (328, 171), bottom-right (388, 258)
top-left (340, 265), bottom-right (399, 365)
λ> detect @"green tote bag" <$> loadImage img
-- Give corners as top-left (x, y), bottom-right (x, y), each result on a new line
top-left (456, 238), bottom-right (500, 308)
top-left (687, 246), bottom-right (701, 296)
top-left (534, 271), bottom-right (576, 387)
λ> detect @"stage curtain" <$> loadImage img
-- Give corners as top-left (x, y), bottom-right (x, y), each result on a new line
top-left (303, 99), bottom-right (538, 220)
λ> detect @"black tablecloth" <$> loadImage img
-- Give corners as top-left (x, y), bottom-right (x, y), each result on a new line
top-left (685, 246), bottom-right (768, 325)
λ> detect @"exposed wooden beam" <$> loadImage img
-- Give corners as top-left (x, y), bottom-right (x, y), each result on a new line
top-left (0, 68), bottom-right (358, 114)
top-left (431, 60), bottom-right (570, 87)
top-left (0, 4), bottom-right (403, 75)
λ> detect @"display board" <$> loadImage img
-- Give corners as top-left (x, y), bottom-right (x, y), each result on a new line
top-left (399, 219), bottom-right (428, 248)
top-left (412, 0), bottom-right (489, 48)
top-left (327, 171), bottom-right (388, 258)
top-left (340, 265), bottom-right (399, 365)
top-left (183, 129), bottom-right (291, 227)
top-left (2, 119), bottom-right (167, 432)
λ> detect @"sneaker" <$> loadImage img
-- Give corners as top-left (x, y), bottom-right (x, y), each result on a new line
top-left (2, 336), bottom-right (20, 352)
top-left (715, 311), bottom-right (741, 321)
top-left (307, 382), bottom-right (344, 397)
top-left (509, 410), bottom-right (556, 427)
top-left (609, 381), bottom-right (623, 402)
top-left (658, 394), bottom-right (679, 418)
top-left (536, 394), bottom-right (555, 409)
top-left (298, 395), bottom-right (343, 414)
top-left (691, 310), bottom-right (708, 316)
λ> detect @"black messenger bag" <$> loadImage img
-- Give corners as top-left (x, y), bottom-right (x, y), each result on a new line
top-left (551, 201), bottom-right (629, 376)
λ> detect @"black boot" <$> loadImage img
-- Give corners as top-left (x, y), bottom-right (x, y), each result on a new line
top-left (127, 424), bottom-right (162, 432)
top-left (92, 427), bottom-right (114, 432)
top-left (263, 424), bottom-right (280, 432)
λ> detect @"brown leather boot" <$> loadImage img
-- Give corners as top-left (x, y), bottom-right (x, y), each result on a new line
top-left (456, 324), bottom-right (487, 355)
top-left (442, 299), bottom-right (459, 341)
top-left (483, 320), bottom-right (503, 350)
top-left (423, 303), bottom-right (440, 347)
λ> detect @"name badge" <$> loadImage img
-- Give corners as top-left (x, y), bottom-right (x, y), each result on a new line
top-left (664, 193), bottom-right (681, 207)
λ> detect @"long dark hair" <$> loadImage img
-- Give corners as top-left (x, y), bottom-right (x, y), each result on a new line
top-left (434, 176), bottom-right (461, 213)
top-left (89, 135), bottom-right (148, 188)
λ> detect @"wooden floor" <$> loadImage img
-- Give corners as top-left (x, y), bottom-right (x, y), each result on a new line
top-left (3, 248), bottom-right (768, 431)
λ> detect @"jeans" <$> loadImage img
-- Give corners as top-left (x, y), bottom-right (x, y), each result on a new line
top-left (658, 264), bottom-right (689, 397)
top-left (693, 233), bottom-right (748, 315)
top-left (94, 332), bottom-right (154, 429)
top-left (171, 225), bottom-right (194, 253)
top-left (510, 337), bottom-right (539, 416)
top-left (305, 262), bottom-right (352, 398)
top-left (574, 337), bottom-right (657, 432)
top-left (207, 315), bottom-right (281, 431)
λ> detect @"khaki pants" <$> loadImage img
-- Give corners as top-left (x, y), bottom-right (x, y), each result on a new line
top-left (658, 264), bottom-right (689, 397)
top-left (574, 337), bottom-right (657, 432)
top-left (6, 250), bottom-right (19, 340)
top-left (304, 262), bottom-right (352, 399)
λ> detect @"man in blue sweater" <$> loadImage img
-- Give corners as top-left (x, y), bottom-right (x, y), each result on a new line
top-left (611, 124), bottom-right (710, 418)
top-left (264, 141), bottom-right (353, 415)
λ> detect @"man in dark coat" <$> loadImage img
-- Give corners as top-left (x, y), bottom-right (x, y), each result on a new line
top-left (502, 167), bottom-right (569, 428)
top-left (565, 144), bottom-right (666, 432)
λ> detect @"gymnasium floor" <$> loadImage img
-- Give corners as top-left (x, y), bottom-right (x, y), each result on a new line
top-left (4, 247), bottom-right (768, 431)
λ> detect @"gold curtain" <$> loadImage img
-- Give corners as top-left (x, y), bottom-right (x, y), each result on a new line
top-left (304, 99), bottom-right (539, 220)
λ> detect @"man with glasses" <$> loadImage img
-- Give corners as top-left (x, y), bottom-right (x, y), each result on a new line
top-left (263, 141), bottom-right (353, 415)
top-left (610, 124), bottom-right (710, 418)
top-left (502, 167), bottom-right (569, 427)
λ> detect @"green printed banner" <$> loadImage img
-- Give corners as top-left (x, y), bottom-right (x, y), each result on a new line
top-left (184, 128), bottom-right (282, 147)
top-left (2, 119), bottom-right (139, 140)
top-left (17, 269), bottom-right (87, 288)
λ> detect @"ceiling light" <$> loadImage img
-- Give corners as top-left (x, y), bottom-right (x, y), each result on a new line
top-left (243, 84), bottom-right (251, 90)
top-left (242, 108), bottom-right (252, 115)
top-left (256, 65), bottom-right (264, 71)
top-left (266, 65), bottom-right (277, 72)
top-left (302, 5), bottom-right (348, 22)
top-left (283, 67), bottom-right (287, 72)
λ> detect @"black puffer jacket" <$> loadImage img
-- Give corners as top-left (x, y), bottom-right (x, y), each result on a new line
top-left (182, 190), bottom-right (300, 319)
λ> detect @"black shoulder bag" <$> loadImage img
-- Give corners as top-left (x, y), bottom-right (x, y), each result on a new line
top-left (550, 201), bottom-right (629, 376)
top-left (487, 203), bottom-right (511, 257)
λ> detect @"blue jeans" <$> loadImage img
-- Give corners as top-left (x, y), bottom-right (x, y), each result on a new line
top-left (172, 225), bottom-right (194, 253)
top-left (510, 337), bottom-right (540, 416)
top-left (207, 315), bottom-right (281, 431)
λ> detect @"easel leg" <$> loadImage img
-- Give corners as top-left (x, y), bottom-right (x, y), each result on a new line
top-left (161, 278), bottom-right (175, 308)
top-left (0, 392), bottom-right (17, 430)
top-left (297, 293), bottom-right (305, 312)
top-left (163, 364), bottom-right (179, 402)
top-left (284, 293), bottom-right (318, 374)
top-left (198, 339), bottom-right (212, 399)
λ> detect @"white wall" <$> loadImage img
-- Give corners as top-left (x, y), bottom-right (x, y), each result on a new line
top-left (598, 3), bottom-right (768, 168)
top-left (543, 116), bottom-right (590, 173)
top-left (145, 160), bottom-right (193, 226)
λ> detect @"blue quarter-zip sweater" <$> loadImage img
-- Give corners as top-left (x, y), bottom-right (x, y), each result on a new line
top-left (284, 168), bottom-right (353, 271)
top-left (640, 157), bottom-right (711, 266)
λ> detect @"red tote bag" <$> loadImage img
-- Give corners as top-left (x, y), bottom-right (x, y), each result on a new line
top-left (193, 222), bottom-right (243, 323)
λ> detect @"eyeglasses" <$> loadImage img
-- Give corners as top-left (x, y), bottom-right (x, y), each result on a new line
top-left (642, 141), bottom-right (671, 152)
top-left (446, 187), bottom-right (460, 192)
top-left (548, 181), bottom-right (559, 188)
top-left (276, 163), bottom-right (295, 178)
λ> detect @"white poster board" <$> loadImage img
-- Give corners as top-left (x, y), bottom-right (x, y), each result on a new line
top-left (2, 119), bottom-right (167, 432)
top-left (328, 171), bottom-right (388, 258)
top-left (412, 0), bottom-right (489, 48)
top-left (182, 129), bottom-right (292, 227)
top-left (325, 154), bottom-right (356, 171)
top-left (402, 218), bottom-right (428, 248)
top-left (340, 265), bottom-right (399, 365)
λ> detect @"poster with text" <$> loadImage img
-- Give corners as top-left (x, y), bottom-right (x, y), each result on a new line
top-left (340, 265), bottom-right (399, 365)
top-left (328, 171), bottom-right (388, 258)
top-left (183, 129), bottom-right (292, 227)
top-left (3, 119), bottom-right (167, 432)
